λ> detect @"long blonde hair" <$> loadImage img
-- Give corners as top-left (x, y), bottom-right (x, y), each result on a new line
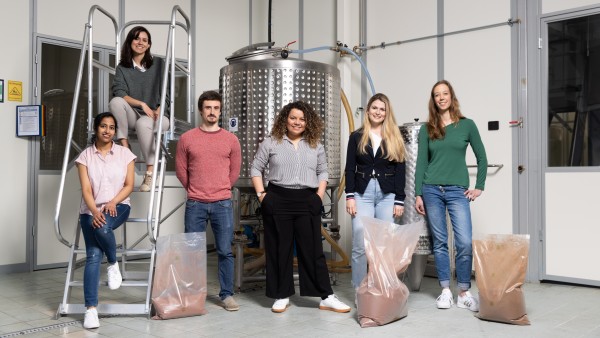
top-left (357, 93), bottom-right (405, 162)
top-left (427, 80), bottom-right (465, 140)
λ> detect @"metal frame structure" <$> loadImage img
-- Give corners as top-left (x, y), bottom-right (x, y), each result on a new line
top-left (53, 5), bottom-right (193, 318)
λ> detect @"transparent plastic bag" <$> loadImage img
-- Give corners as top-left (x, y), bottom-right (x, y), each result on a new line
top-left (357, 216), bottom-right (423, 327)
top-left (152, 232), bottom-right (208, 319)
top-left (473, 234), bottom-right (530, 325)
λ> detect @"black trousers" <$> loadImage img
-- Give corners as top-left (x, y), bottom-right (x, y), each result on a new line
top-left (261, 183), bottom-right (333, 299)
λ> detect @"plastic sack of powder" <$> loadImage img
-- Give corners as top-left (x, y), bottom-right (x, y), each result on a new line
top-left (357, 216), bottom-right (422, 327)
top-left (152, 232), bottom-right (207, 319)
top-left (473, 234), bottom-right (530, 325)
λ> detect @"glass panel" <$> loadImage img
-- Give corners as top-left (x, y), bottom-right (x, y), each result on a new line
top-left (40, 43), bottom-right (99, 170)
top-left (547, 13), bottom-right (600, 166)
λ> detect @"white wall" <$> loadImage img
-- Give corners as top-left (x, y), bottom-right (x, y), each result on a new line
top-left (0, 0), bottom-right (30, 268)
top-left (444, 0), bottom-right (513, 235)
top-left (543, 0), bottom-right (600, 14)
top-left (37, 0), bottom-right (118, 46)
top-left (358, 1), bottom-right (514, 241)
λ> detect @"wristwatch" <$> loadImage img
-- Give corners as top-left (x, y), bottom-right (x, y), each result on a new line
top-left (257, 191), bottom-right (266, 198)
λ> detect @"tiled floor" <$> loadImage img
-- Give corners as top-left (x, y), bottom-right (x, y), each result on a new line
top-left (1, 253), bottom-right (599, 338)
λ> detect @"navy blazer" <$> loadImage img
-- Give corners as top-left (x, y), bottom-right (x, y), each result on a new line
top-left (344, 130), bottom-right (406, 204)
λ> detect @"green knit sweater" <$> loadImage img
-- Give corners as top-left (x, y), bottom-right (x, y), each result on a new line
top-left (414, 118), bottom-right (488, 196)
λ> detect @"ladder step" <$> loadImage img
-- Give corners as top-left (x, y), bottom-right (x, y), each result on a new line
top-left (122, 271), bottom-right (151, 279)
top-left (59, 303), bottom-right (149, 316)
top-left (69, 280), bottom-right (149, 287)
top-left (73, 248), bottom-right (153, 255)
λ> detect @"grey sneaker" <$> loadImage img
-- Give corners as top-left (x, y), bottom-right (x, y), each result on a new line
top-left (457, 291), bottom-right (479, 312)
top-left (223, 296), bottom-right (239, 311)
top-left (83, 308), bottom-right (99, 329)
top-left (139, 171), bottom-right (153, 192)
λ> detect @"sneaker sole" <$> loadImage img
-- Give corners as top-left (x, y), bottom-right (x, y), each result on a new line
top-left (271, 304), bottom-right (290, 313)
top-left (456, 303), bottom-right (478, 312)
top-left (319, 305), bottom-right (351, 313)
top-left (225, 306), bottom-right (240, 311)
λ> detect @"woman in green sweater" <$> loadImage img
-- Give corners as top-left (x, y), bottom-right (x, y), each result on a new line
top-left (414, 80), bottom-right (487, 313)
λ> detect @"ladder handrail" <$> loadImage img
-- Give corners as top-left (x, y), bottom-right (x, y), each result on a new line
top-left (54, 5), bottom-right (118, 248)
top-left (147, 5), bottom-right (192, 244)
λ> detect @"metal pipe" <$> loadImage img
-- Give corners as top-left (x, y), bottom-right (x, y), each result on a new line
top-left (359, 18), bottom-right (520, 51)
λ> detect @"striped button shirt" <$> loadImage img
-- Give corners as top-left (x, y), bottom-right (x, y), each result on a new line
top-left (250, 135), bottom-right (328, 189)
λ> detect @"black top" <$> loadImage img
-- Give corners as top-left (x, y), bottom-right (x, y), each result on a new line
top-left (344, 130), bottom-right (406, 205)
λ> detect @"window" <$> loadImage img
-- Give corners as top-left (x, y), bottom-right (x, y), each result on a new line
top-left (547, 13), bottom-right (600, 166)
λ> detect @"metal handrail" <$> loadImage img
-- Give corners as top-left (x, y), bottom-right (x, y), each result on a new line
top-left (54, 5), bottom-right (118, 247)
top-left (54, 5), bottom-right (193, 247)
top-left (467, 164), bottom-right (504, 168)
top-left (147, 5), bottom-right (192, 244)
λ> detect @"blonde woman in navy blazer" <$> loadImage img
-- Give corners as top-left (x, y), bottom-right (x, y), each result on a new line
top-left (344, 93), bottom-right (407, 290)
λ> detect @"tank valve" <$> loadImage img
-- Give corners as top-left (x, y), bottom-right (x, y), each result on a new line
top-left (281, 49), bottom-right (289, 59)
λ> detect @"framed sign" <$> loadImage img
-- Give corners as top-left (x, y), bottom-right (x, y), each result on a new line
top-left (16, 105), bottom-right (46, 137)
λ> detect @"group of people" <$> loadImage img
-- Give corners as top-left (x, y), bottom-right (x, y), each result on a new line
top-left (345, 81), bottom-right (488, 313)
top-left (75, 25), bottom-right (487, 330)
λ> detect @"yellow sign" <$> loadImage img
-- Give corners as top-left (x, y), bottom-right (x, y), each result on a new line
top-left (8, 80), bottom-right (23, 102)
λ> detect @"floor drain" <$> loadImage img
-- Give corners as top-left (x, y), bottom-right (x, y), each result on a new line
top-left (0, 320), bottom-right (81, 337)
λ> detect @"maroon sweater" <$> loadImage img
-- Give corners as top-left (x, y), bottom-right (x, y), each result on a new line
top-left (175, 127), bottom-right (241, 202)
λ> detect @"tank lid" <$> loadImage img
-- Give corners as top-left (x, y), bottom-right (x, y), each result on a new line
top-left (226, 42), bottom-right (290, 63)
top-left (401, 118), bottom-right (426, 127)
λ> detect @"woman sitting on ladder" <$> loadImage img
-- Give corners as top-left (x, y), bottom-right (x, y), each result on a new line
top-left (109, 25), bottom-right (170, 192)
top-left (76, 112), bottom-right (136, 329)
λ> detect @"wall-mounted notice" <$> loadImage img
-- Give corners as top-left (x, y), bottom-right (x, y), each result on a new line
top-left (16, 105), bottom-right (45, 137)
top-left (8, 80), bottom-right (22, 102)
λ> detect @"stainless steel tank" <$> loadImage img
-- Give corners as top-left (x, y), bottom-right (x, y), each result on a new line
top-left (219, 46), bottom-right (341, 187)
top-left (399, 119), bottom-right (431, 291)
top-left (399, 120), bottom-right (431, 254)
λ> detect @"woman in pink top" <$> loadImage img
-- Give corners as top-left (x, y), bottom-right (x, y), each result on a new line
top-left (75, 112), bottom-right (136, 329)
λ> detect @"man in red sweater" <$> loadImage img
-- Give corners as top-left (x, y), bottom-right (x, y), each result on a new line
top-left (175, 90), bottom-right (242, 311)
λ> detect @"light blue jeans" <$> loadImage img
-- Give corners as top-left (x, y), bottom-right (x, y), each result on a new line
top-left (351, 179), bottom-right (395, 288)
top-left (80, 204), bottom-right (130, 307)
top-left (184, 198), bottom-right (234, 299)
top-left (421, 184), bottom-right (473, 291)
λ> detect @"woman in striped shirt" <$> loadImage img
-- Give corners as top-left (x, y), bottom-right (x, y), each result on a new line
top-left (251, 101), bottom-right (350, 314)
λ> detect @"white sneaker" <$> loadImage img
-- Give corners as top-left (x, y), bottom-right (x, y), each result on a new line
top-left (107, 262), bottom-right (122, 290)
top-left (319, 294), bottom-right (351, 313)
top-left (457, 291), bottom-right (479, 312)
top-left (83, 308), bottom-right (99, 329)
top-left (436, 289), bottom-right (454, 309)
top-left (139, 171), bottom-right (153, 192)
top-left (271, 298), bottom-right (290, 313)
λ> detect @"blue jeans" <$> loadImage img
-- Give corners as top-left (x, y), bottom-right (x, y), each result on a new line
top-left (80, 204), bottom-right (130, 307)
top-left (421, 184), bottom-right (473, 291)
top-left (184, 199), bottom-right (234, 299)
top-left (351, 179), bottom-right (395, 288)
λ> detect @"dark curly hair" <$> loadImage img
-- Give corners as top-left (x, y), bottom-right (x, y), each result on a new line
top-left (271, 101), bottom-right (323, 148)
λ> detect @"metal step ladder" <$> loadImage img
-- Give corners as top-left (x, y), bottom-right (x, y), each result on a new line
top-left (53, 5), bottom-right (194, 319)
